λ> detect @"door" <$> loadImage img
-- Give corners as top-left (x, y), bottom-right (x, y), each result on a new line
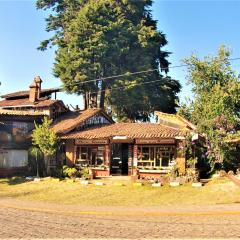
top-left (110, 143), bottom-right (129, 175)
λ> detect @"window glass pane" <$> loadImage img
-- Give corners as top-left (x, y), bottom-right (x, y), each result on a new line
top-left (162, 157), bottom-right (169, 167)
top-left (96, 151), bottom-right (104, 165)
top-left (137, 147), bottom-right (142, 160)
top-left (150, 147), bottom-right (154, 160)
top-left (80, 147), bottom-right (87, 160)
top-left (142, 147), bottom-right (149, 160)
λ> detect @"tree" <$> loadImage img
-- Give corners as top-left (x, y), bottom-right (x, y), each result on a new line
top-left (37, 0), bottom-right (181, 121)
top-left (32, 117), bottom-right (58, 174)
top-left (29, 146), bottom-right (42, 178)
top-left (181, 46), bottom-right (240, 172)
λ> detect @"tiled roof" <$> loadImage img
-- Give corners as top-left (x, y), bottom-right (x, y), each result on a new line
top-left (62, 123), bottom-right (186, 140)
top-left (34, 99), bottom-right (61, 108)
top-left (0, 98), bottom-right (62, 108)
top-left (0, 88), bottom-right (60, 99)
top-left (0, 98), bottom-right (33, 107)
top-left (155, 111), bottom-right (196, 130)
top-left (51, 108), bottom-right (114, 135)
top-left (0, 109), bottom-right (46, 116)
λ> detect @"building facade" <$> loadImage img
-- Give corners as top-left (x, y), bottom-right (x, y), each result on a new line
top-left (55, 111), bottom-right (195, 179)
top-left (0, 76), bottom-right (67, 177)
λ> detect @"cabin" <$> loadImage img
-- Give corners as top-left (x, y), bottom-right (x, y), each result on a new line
top-left (56, 111), bottom-right (196, 179)
top-left (0, 76), bottom-right (67, 177)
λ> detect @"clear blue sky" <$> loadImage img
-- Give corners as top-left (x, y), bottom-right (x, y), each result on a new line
top-left (0, 0), bottom-right (240, 108)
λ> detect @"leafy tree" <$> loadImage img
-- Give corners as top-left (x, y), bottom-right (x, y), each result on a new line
top-left (32, 117), bottom-right (58, 174)
top-left (37, 0), bottom-right (181, 121)
top-left (181, 46), bottom-right (240, 172)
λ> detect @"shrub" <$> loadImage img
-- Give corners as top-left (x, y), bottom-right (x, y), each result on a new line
top-left (62, 165), bottom-right (79, 179)
top-left (80, 167), bottom-right (90, 180)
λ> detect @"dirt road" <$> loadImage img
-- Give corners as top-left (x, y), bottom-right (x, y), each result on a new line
top-left (0, 198), bottom-right (240, 239)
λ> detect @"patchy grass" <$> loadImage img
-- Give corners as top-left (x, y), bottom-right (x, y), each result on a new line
top-left (0, 177), bottom-right (240, 206)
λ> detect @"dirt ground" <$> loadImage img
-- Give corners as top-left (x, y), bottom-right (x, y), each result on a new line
top-left (0, 198), bottom-right (240, 239)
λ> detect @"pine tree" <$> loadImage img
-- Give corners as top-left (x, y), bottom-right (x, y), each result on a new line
top-left (37, 0), bottom-right (181, 121)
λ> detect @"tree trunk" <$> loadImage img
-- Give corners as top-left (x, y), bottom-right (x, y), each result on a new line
top-left (89, 92), bottom-right (98, 108)
top-left (83, 93), bottom-right (88, 110)
top-left (100, 80), bottom-right (106, 109)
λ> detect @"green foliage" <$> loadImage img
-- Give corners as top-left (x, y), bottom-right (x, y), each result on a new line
top-left (80, 167), bottom-right (90, 180)
top-left (37, 0), bottom-right (181, 121)
top-left (182, 45), bottom-right (240, 172)
top-left (29, 146), bottom-right (42, 159)
top-left (186, 157), bottom-right (197, 168)
top-left (32, 117), bottom-right (58, 157)
top-left (62, 165), bottom-right (79, 179)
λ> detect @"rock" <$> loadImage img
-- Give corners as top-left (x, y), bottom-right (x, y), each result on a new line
top-left (192, 182), bottom-right (202, 187)
top-left (25, 176), bottom-right (33, 181)
top-left (95, 182), bottom-right (105, 186)
top-left (152, 183), bottom-right (161, 187)
top-left (34, 178), bottom-right (41, 182)
top-left (80, 180), bottom-right (89, 185)
top-left (170, 182), bottom-right (180, 187)
top-left (219, 170), bottom-right (227, 177)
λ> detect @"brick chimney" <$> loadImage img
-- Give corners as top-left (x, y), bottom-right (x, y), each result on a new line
top-left (29, 80), bottom-right (38, 103)
top-left (34, 76), bottom-right (42, 99)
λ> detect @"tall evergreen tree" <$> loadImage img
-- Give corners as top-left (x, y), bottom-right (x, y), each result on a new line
top-left (37, 0), bottom-right (181, 121)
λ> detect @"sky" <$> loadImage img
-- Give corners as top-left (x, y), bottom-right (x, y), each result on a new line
top-left (0, 0), bottom-right (240, 109)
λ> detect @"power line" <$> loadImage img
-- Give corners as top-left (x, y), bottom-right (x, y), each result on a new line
top-left (70, 78), bottom-right (174, 96)
top-left (60, 57), bottom-right (240, 88)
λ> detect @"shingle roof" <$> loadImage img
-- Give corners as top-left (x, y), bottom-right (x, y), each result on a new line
top-left (62, 123), bottom-right (186, 140)
top-left (51, 108), bottom-right (114, 135)
top-left (0, 88), bottom-right (60, 99)
top-left (155, 111), bottom-right (196, 130)
top-left (0, 109), bottom-right (47, 116)
top-left (0, 98), bottom-right (33, 107)
top-left (0, 98), bottom-right (63, 108)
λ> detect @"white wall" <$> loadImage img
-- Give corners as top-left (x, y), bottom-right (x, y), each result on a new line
top-left (0, 150), bottom-right (28, 168)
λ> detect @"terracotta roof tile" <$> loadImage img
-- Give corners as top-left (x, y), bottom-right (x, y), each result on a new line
top-left (34, 99), bottom-right (60, 108)
top-left (0, 88), bottom-right (60, 99)
top-left (51, 108), bottom-right (114, 135)
top-left (62, 123), bottom-right (187, 140)
top-left (0, 98), bottom-right (63, 108)
top-left (0, 98), bottom-right (34, 107)
top-left (0, 109), bottom-right (46, 116)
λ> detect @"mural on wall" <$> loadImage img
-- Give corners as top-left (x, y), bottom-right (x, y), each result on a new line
top-left (0, 121), bottom-right (34, 144)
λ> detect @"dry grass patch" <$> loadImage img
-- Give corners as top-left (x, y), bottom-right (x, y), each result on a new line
top-left (0, 177), bottom-right (240, 206)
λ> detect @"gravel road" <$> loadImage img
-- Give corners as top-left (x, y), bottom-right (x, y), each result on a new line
top-left (0, 198), bottom-right (240, 239)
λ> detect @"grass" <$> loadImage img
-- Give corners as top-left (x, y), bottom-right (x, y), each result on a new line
top-left (0, 177), bottom-right (240, 206)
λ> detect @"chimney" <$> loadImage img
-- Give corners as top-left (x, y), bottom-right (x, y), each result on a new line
top-left (29, 80), bottom-right (38, 103)
top-left (34, 76), bottom-right (42, 99)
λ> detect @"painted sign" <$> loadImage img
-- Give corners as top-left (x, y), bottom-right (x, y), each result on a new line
top-left (75, 139), bottom-right (109, 145)
top-left (135, 139), bottom-right (175, 144)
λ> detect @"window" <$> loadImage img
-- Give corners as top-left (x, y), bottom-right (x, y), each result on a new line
top-left (137, 145), bottom-right (175, 168)
top-left (0, 150), bottom-right (28, 168)
top-left (76, 146), bottom-right (105, 167)
top-left (137, 147), bottom-right (154, 167)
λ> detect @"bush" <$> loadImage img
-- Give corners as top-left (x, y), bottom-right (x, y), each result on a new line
top-left (80, 167), bottom-right (90, 180)
top-left (62, 165), bottom-right (79, 179)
